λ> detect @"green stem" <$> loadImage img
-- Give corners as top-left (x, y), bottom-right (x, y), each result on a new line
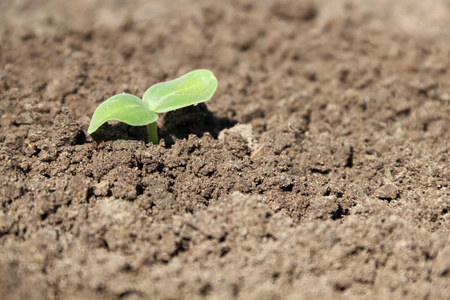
top-left (147, 121), bottom-right (158, 144)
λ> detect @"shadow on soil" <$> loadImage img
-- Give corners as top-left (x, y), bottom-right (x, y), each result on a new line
top-left (90, 103), bottom-right (236, 146)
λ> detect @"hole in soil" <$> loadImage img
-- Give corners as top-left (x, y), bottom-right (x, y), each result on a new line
top-left (311, 168), bottom-right (330, 175)
top-left (220, 246), bottom-right (230, 257)
top-left (281, 183), bottom-right (294, 192)
top-left (333, 282), bottom-right (349, 292)
top-left (272, 272), bottom-right (280, 281)
top-left (345, 146), bottom-right (354, 168)
top-left (199, 283), bottom-right (212, 296)
top-left (85, 186), bottom-right (94, 203)
top-left (170, 237), bottom-right (190, 257)
top-left (218, 232), bottom-right (228, 243)
top-left (135, 183), bottom-right (144, 196)
top-left (323, 187), bottom-right (331, 196)
top-left (75, 130), bottom-right (86, 145)
top-left (331, 204), bottom-right (349, 220)
top-left (101, 238), bottom-right (109, 250)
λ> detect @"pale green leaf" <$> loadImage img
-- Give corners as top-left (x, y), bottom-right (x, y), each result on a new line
top-left (88, 93), bottom-right (158, 134)
top-left (143, 69), bottom-right (218, 113)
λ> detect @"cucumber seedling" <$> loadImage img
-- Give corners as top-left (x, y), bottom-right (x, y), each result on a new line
top-left (88, 69), bottom-right (218, 144)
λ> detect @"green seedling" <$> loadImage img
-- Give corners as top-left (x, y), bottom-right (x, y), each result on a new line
top-left (87, 69), bottom-right (218, 144)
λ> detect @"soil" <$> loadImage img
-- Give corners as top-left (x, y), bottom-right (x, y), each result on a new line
top-left (1, 0), bottom-right (449, 299)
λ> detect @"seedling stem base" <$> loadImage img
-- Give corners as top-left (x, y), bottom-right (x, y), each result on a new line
top-left (148, 122), bottom-right (158, 144)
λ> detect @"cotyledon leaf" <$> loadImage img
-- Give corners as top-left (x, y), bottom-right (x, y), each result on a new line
top-left (142, 69), bottom-right (218, 113)
top-left (87, 93), bottom-right (158, 134)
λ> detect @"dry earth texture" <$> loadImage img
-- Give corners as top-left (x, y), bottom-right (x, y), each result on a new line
top-left (0, 0), bottom-right (449, 299)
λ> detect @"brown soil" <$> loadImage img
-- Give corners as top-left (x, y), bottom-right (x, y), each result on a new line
top-left (1, 0), bottom-right (449, 299)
